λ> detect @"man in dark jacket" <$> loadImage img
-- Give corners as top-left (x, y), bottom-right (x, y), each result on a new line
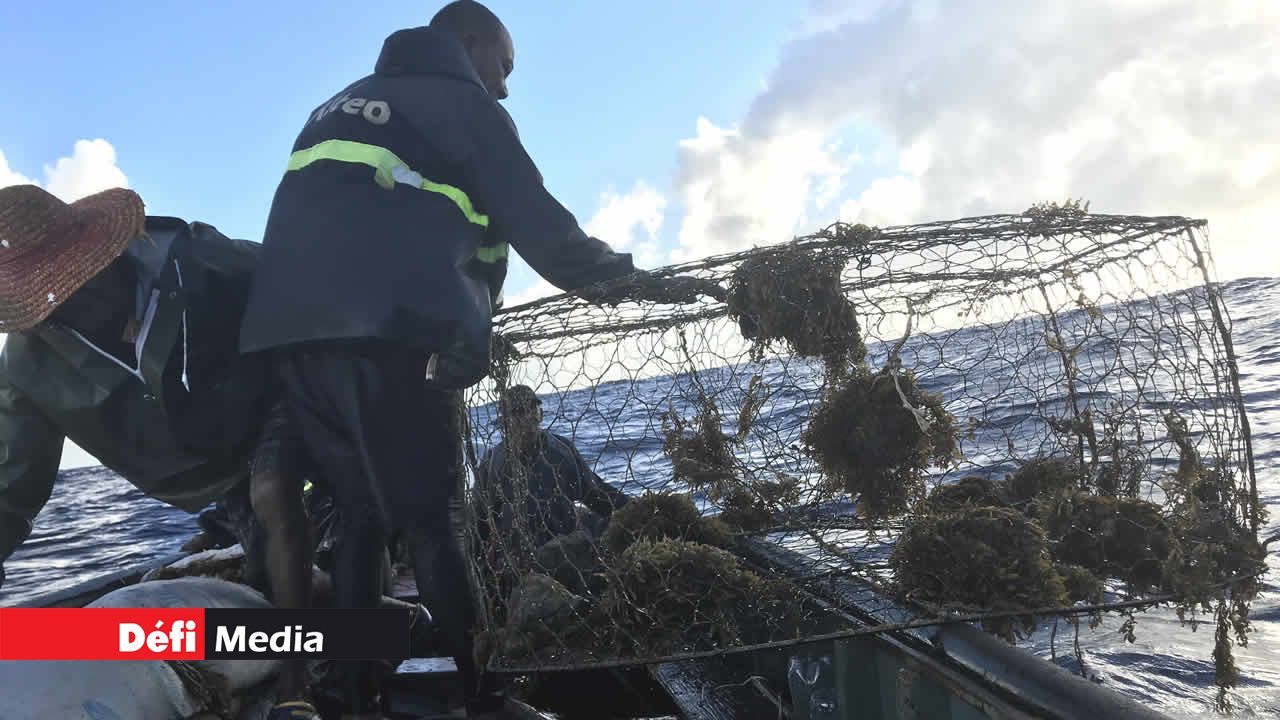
top-left (0, 185), bottom-right (266, 582)
top-left (0, 184), bottom-right (315, 715)
top-left (472, 385), bottom-right (628, 615)
top-left (474, 385), bottom-right (628, 563)
top-left (239, 1), bottom-right (718, 716)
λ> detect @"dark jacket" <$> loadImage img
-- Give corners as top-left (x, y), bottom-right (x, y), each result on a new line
top-left (239, 26), bottom-right (635, 387)
top-left (473, 429), bottom-right (629, 551)
top-left (0, 218), bottom-right (266, 569)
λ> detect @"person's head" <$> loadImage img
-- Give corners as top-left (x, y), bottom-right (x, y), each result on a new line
top-left (47, 254), bottom-right (136, 331)
top-left (430, 0), bottom-right (514, 100)
top-left (0, 184), bottom-right (144, 333)
top-left (498, 384), bottom-right (542, 443)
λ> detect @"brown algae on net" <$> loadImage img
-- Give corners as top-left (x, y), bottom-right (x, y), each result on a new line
top-left (500, 572), bottom-right (593, 659)
top-left (1040, 492), bottom-right (1172, 593)
top-left (922, 475), bottom-right (1011, 513)
top-left (602, 492), bottom-right (733, 555)
top-left (1056, 563), bottom-right (1105, 604)
top-left (534, 529), bottom-right (608, 596)
top-left (598, 538), bottom-right (797, 654)
top-left (890, 505), bottom-right (1068, 641)
top-left (726, 243), bottom-right (866, 369)
top-left (660, 381), bottom-right (801, 532)
top-left (1004, 456), bottom-right (1081, 509)
top-left (1161, 412), bottom-right (1266, 608)
top-left (716, 474), bottom-right (803, 532)
top-left (803, 365), bottom-right (958, 518)
top-left (661, 395), bottom-right (738, 491)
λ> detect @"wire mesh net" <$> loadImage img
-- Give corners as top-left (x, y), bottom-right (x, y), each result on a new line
top-left (457, 203), bottom-right (1266, 690)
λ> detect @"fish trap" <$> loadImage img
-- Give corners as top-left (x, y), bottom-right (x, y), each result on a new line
top-left (460, 205), bottom-right (1264, 709)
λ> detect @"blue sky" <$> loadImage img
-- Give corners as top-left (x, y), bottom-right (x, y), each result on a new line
top-left (3, 0), bottom-right (1275, 468)
top-left (1, 1), bottom-right (825, 297)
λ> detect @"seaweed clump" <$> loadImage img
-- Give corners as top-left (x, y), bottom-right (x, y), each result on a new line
top-left (1161, 413), bottom-right (1265, 604)
top-left (1023, 199), bottom-right (1090, 238)
top-left (1057, 564), bottom-right (1105, 604)
top-left (603, 492), bottom-right (733, 555)
top-left (1005, 457), bottom-right (1079, 510)
top-left (804, 365), bottom-right (958, 518)
top-left (1041, 492), bottom-right (1172, 592)
top-left (599, 539), bottom-right (795, 653)
top-left (1160, 459), bottom-right (1265, 665)
top-left (661, 381), bottom-right (803, 533)
top-left (922, 475), bottom-right (1010, 513)
top-left (1162, 460), bottom-right (1264, 712)
top-left (1164, 465), bottom-right (1265, 598)
top-left (661, 396), bottom-right (737, 490)
top-left (1095, 417), bottom-right (1146, 497)
top-left (500, 573), bottom-right (593, 659)
top-left (890, 506), bottom-right (1068, 640)
top-left (534, 530), bottom-right (608, 597)
top-left (717, 475), bottom-right (802, 532)
top-left (726, 244), bottom-right (866, 370)
top-left (1159, 413), bottom-right (1267, 708)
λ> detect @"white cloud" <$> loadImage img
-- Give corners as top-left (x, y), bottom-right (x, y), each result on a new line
top-left (897, 138), bottom-right (932, 178)
top-left (668, 0), bottom-right (1280, 280)
top-left (0, 139), bottom-right (129, 201)
top-left (583, 181), bottom-right (667, 268)
top-left (503, 278), bottom-right (558, 309)
top-left (791, 0), bottom-right (897, 38)
top-left (0, 149), bottom-right (36, 188)
top-left (672, 118), bottom-right (849, 263)
top-left (42, 140), bottom-right (129, 201)
top-left (505, 180), bottom-right (671, 306)
top-left (838, 174), bottom-right (923, 227)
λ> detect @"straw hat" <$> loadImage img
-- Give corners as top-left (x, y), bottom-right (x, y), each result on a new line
top-left (0, 185), bottom-right (145, 331)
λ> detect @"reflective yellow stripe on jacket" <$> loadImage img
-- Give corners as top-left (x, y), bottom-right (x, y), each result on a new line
top-left (287, 140), bottom-right (490, 229)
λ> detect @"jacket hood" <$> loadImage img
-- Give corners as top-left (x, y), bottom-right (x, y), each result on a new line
top-left (375, 26), bottom-right (486, 92)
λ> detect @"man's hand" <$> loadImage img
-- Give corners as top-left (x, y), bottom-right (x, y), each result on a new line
top-left (578, 272), bottom-right (726, 307)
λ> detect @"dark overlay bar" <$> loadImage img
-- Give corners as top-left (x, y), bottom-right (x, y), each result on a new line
top-left (205, 608), bottom-right (410, 659)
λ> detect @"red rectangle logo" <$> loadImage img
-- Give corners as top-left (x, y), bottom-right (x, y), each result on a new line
top-left (0, 608), bottom-right (206, 660)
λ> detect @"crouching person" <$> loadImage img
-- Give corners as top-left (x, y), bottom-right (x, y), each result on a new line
top-left (0, 185), bottom-right (315, 718)
top-left (473, 385), bottom-right (628, 567)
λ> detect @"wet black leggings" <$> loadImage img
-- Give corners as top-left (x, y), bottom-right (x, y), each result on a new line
top-left (274, 341), bottom-right (479, 707)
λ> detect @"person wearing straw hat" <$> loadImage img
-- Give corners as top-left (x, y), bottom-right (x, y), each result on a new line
top-left (238, 3), bottom-right (722, 716)
top-left (0, 184), bottom-right (321, 717)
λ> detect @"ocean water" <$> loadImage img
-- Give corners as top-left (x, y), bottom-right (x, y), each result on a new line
top-left (2, 277), bottom-right (1278, 718)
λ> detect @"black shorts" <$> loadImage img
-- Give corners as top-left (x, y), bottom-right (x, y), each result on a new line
top-left (272, 340), bottom-right (463, 536)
